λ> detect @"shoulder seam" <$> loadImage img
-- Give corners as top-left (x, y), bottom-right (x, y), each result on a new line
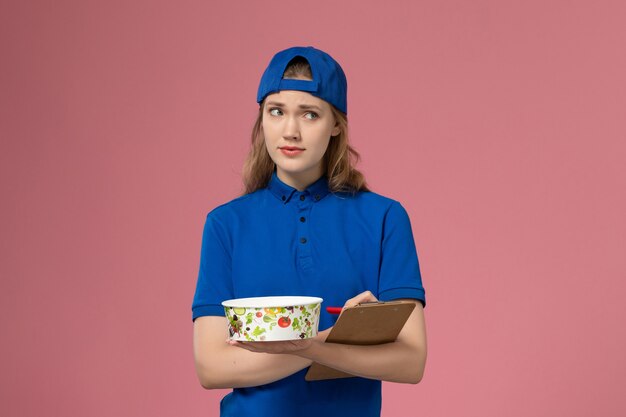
top-left (206, 192), bottom-right (257, 217)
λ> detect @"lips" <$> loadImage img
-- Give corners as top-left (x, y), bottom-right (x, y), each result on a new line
top-left (280, 147), bottom-right (304, 157)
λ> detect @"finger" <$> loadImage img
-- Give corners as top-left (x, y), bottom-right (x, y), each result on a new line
top-left (344, 290), bottom-right (378, 308)
top-left (228, 340), bottom-right (259, 352)
top-left (238, 342), bottom-right (264, 352)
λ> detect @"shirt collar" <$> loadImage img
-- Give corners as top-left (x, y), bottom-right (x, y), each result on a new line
top-left (267, 170), bottom-right (330, 204)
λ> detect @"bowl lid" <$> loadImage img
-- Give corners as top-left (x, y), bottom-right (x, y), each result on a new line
top-left (221, 296), bottom-right (323, 308)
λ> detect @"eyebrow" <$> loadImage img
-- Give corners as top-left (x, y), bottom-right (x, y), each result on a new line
top-left (265, 101), bottom-right (323, 111)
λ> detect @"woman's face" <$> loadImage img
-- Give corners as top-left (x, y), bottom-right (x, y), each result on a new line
top-left (262, 89), bottom-right (340, 190)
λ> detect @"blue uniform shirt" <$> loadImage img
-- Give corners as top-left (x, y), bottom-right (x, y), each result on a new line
top-left (192, 170), bottom-right (426, 416)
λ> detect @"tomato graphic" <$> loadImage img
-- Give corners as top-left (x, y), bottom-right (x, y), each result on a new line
top-left (256, 312), bottom-right (263, 318)
top-left (277, 316), bottom-right (291, 328)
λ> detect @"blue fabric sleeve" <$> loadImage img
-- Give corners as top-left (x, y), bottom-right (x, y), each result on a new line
top-left (377, 202), bottom-right (426, 307)
top-left (191, 212), bottom-right (234, 321)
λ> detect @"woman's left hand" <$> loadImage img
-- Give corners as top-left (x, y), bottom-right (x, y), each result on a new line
top-left (228, 327), bottom-right (332, 355)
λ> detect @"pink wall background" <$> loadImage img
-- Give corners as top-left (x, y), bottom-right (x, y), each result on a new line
top-left (1, 1), bottom-right (625, 416)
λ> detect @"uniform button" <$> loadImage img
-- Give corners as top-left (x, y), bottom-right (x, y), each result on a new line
top-left (314, 195), bottom-right (320, 201)
top-left (300, 237), bottom-right (307, 244)
top-left (300, 217), bottom-right (306, 222)
top-left (281, 195), bottom-right (286, 201)
top-left (300, 195), bottom-right (306, 201)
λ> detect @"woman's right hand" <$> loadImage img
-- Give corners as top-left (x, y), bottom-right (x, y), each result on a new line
top-left (343, 290), bottom-right (378, 310)
top-left (312, 290), bottom-right (378, 345)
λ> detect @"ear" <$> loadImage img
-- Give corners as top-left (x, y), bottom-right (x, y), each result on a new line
top-left (331, 122), bottom-right (341, 137)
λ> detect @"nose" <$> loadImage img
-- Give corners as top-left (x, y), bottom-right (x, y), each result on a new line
top-left (282, 115), bottom-right (301, 141)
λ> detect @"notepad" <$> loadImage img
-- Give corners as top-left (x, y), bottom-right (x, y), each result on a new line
top-left (305, 300), bottom-right (416, 381)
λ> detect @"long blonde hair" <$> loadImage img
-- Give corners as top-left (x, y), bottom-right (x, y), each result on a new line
top-left (240, 57), bottom-right (370, 196)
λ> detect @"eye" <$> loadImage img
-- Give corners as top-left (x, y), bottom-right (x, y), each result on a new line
top-left (304, 112), bottom-right (319, 120)
top-left (268, 108), bottom-right (283, 116)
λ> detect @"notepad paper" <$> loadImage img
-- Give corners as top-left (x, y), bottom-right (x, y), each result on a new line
top-left (305, 301), bottom-right (416, 381)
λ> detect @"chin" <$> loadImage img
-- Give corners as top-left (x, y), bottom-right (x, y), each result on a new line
top-left (275, 162), bottom-right (312, 173)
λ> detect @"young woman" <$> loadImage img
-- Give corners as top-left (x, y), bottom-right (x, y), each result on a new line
top-left (192, 46), bottom-right (427, 416)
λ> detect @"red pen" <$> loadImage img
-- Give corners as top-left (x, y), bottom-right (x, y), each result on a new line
top-left (326, 306), bottom-right (343, 315)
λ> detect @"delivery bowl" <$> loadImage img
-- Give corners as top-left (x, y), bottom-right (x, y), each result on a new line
top-left (222, 296), bottom-right (323, 341)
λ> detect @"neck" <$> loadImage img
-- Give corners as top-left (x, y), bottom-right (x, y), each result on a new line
top-left (276, 167), bottom-right (324, 191)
